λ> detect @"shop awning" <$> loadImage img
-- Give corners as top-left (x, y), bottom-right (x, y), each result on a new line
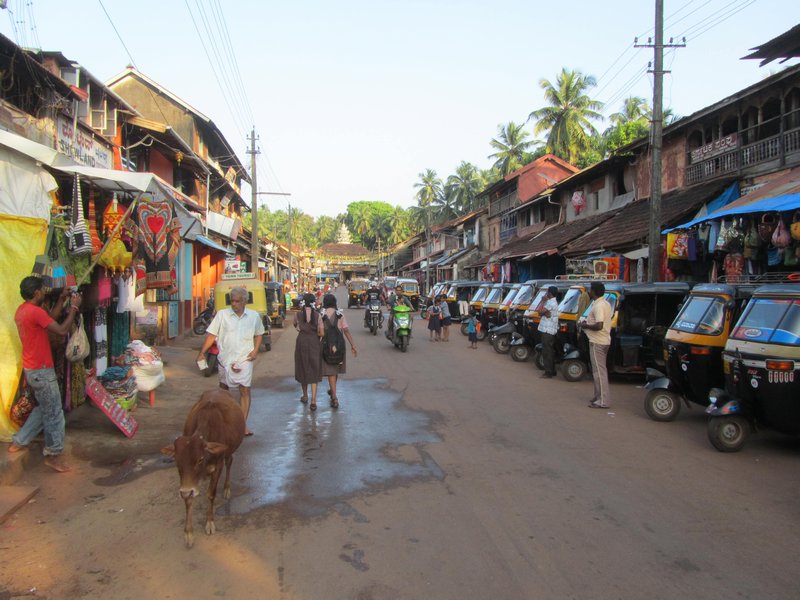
top-left (192, 234), bottom-right (231, 253)
top-left (435, 245), bottom-right (476, 267)
top-left (0, 129), bottom-right (75, 168)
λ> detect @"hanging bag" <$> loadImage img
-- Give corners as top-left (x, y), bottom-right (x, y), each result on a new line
top-left (771, 216), bottom-right (791, 248)
top-left (66, 313), bottom-right (90, 362)
top-left (758, 213), bottom-right (778, 243)
top-left (66, 174), bottom-right (93, 257)
top-left (10, 376), bottom-right (36, 427)
top-left (32, 221), bottom-right (68, 290)
top-left (791, 211), bottom-right (800, 241)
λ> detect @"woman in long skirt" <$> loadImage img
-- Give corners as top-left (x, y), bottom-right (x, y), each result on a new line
top-left (320, 294), bottom-right (358, 409)
top-left (294, 293), bottom-right (324, 410)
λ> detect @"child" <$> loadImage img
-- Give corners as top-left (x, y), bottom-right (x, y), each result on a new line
top-left (427, 297), bottom-right (442, 341)
top-left (465, 310), bottom-right (478, 349)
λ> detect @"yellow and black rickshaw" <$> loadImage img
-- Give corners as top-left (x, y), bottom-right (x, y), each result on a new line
top-left (347, 278), bottom-right (370, 308)
top-left (263, 281), bottom-right (287, 328)
top-left (444, 280), bottom-right (483, 321)
top-left (397, 277), bottom-right (421, 310)
top-left (214, 275), bottom-right (272, 351)
top-left (643, 283), bottom-right (756, 421)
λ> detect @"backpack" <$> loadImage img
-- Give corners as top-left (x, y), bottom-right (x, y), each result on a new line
top-left (322, 313), bottom-right (346, 365)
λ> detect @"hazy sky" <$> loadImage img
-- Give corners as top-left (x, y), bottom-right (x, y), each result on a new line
top-left (1, 0), bottom-right (798, 217)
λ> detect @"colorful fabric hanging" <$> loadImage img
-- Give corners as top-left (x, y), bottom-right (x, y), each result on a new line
top-left (124, 194), bottom-right (182, 296)
top-left (66, 174), bottom-right (93, 256)
top-left (94, 308), bottom-right (108, 376)
top-left (87, 190), bottom-right (103, 255)
top-left (110, 311), bottom-right (130, 359)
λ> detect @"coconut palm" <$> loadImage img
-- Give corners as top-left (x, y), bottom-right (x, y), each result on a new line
top-left (387, 206), bottom-right (409, 245)
top-left (488, 122), bottom-right (533, 176)
top-left (610, 96), bottom-right (649, 126)
top-left (445, 161), bottom-right (485, 214)
top-left (413, 169), bottom-right (443, 208)
top-left (528, 68), bottom-right (604, 165)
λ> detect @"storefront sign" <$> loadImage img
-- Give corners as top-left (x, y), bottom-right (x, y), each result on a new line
top-left (57, 116), bottom-right (113, 168)
top-left (221, 271), bottom-right (256, 280)
top-left (690, 133), bottom-right (738, 164)
top-left (225, 259), bottom-right (242, 273)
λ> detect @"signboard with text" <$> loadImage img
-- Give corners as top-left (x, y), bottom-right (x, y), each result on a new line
top-left (690, 133), bottom-right (738, 164)
top-left (57, 116), bottom-right (113, 168)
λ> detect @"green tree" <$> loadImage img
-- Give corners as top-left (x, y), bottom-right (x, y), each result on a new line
top-left (528, 67), bottom-right (604, 165)
top-left (413, 169), bottom-right (443, 209)
top-left (610, 95), bottom-right (649, 126)
top-left (445, 161), bottom-right (485, 214)
top-left (387, 206), bottom-right (410, 245)
top-left (488, 122), bottom-right (533, 176)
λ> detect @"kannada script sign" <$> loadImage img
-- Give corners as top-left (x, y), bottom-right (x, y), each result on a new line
top-left (690, 133), bottom-right (738, 164)
top-left (57, 116), bottom-right (113, 168)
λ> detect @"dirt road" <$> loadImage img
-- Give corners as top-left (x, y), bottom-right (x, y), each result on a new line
top-left (2, 288), bottom-right (800, 599)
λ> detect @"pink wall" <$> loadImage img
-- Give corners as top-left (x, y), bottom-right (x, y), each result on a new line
top-left (149, 149), bottom-right (174, 185)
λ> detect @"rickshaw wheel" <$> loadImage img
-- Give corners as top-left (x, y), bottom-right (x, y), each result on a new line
top-left (562, 359), bottom-right (587, 382)
top-left (492, 334), bottom-right (511, 354)
top-left (707, 416), bottom-right (749, 452)
top-left (510, 345), bottom-right (530, 362)
top-left (644, 389), bottom-right (681, 422)
top-left (533, 350), bottom-right (545, 370)
top-left (460, 323), bottom-right (469, 336)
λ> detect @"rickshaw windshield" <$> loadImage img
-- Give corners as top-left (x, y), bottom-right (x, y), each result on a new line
top-left (513, 285), bottom-right (533, 306)
top-left (501, 288), bottom-right (518, 307)
top-left (485, 288), bottom-right (503, 304)
top-left (580, 293), bottom-right (618, 317)
top-left (671, 296), bottom-right (726, 335)
top-left (470, 287), bottom-right (488, 303)
top-left (402, 283), bottom-right (419, 294)
top-left (731, 299), bottom-right (800, 345)
top-left (559, 288), bottom-right (583, 315)
top-left (527, 290), bottom-right (547, 314)
top-left (446, 285), bottom-right (457, 298)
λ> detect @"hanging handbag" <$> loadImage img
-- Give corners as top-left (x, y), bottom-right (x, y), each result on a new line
top-left (785, 244), bottom-right (799, 267)
top-left (66, 313), bottom-right (90, 362)
top-left (716, 220), bottom-right (731, 251)
top-left (771, 216), bottom-right (791, 248)
top-left (744, 220), bottom-right (761, 249)
top-left (767, 245), bottom-right (783, 266)
top-left (791, 211), bottom-right (800, 241)
top-left (667, 231), bottom-right (689, 259)
top-left (32, 221), bottom-right (68, 290)
top-left (758, 213), bottom-right (778, 242)
top-left (66, 174), bottom-right (92, 256)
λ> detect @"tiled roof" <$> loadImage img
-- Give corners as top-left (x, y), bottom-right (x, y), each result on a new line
top-left (562, 179), bottom-right (735, 255)
top-left (319, 243), bottom-right (370, 256)
top-left (492, 211), bottom-right (621, 261)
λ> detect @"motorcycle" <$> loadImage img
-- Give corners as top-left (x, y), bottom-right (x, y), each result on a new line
top-left (193, 297), bottom-right (215, 335)
top-left (366, 299), bottom-right (384, 335)
top-left (201, 341), bottom-right (219, 377)
top-left (386, 304), bottom-right (413, 352)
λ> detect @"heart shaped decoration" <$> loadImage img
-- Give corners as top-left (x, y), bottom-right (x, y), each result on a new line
top-left (146, 215), bottom-right (165, 234)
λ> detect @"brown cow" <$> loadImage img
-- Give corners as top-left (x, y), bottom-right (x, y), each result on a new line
top-left (161, 389), bottom-right (246, 548)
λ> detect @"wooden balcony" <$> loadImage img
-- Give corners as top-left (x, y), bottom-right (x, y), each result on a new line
top-left (686, 125), bottom-right (800, 185)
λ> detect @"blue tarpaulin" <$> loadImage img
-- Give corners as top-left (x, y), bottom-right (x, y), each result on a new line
top-left (663, 182), bottom-right (740, 232)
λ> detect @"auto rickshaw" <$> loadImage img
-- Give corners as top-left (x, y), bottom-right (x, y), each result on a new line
top-left (486, 284), bottom-right (523, 353)
top-left (444, 280), bottom-right (482, 322)
top-left (480, 283), bottom-right (515, 332)
top-left (565, 282), bottom-right (691, 382)
top-left (706, 283), bottom-right (800, 452)
top-left (383, 276), bottom-right (398, 298)
top-left (514, 281), bottom-right (574, 361)
top-left (347, 278), bottom-right (369, 308)
top-left (499, 279), bottom-right (550, 359)
top-left (214, 275), bottom-right (272, 351)
top-left (397, 278), bottom-right (421, 310)
top-left (263, 281), bottom-right (287, 328)
top-left (643, 283), bottom-right (756, 421)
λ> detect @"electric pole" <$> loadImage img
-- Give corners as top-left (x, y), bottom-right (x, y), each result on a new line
top-left (424, 205), bottom-right (431, 295)
top-left (247, 128), bottom-right (260, 276)
top-left (636, 0), bottom-right (684, 282)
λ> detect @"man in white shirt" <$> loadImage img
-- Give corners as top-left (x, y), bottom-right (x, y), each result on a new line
top-left (197, 287), bottom-right (264, 435)
top-left (581, 281), bottom-right (613, 409)
top-left (537, 286), bottom-right (560, 378)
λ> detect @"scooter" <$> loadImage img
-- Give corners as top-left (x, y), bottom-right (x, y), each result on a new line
top-left (201, 341), bottom-right (219, 377)
top-left (193, 297), bottom-right (215, 335)
top-left (386, 304), bottom-right (413, 352)
top-left (365, 299), bottom-right (384, 335)
top-left (488, 321), bottom-right (516, 354)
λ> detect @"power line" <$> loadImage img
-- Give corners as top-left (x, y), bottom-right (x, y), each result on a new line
top-left (209, 0), bottom-right (255, 126)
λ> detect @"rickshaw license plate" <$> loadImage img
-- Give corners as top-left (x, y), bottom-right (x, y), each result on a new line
top-left (767, 371), bottom-right (795, 384)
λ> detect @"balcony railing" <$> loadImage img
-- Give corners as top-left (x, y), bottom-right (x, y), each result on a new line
top-left (686, 126), bottom-right (800, 185)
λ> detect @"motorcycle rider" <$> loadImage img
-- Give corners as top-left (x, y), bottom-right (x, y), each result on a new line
top-left (363, 281), bottom-right (386, 328)
top-left (387, 284), bottom-right (412, 336)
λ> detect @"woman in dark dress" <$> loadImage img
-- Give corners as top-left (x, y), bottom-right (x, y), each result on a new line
top-left (293, 293), bottom-right (324, 410)
top-left (320, 294), bottom-right (358, 409)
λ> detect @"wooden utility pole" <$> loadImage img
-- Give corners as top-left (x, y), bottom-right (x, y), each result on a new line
top-left (247, 128), bottom-right (260, 276)
top-left (637, 0), bottom-right (684, 281)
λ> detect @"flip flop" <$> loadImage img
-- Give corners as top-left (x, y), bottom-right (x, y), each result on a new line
top-left (44, 456), bottom-right (71, 472)
top-left (245, 430), bottom-right (254, 436)
top-left (7, 443), bottom-right (26, 454)
top-left (588, 402), bottom-right (609, 409)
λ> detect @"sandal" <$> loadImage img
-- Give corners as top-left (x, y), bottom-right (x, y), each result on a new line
top-left (330, 397), bottom-right (339, 409)
top-left (310, 401), bottom-right (317, 412)
top-left (300, 395), bottom-right (308, 404)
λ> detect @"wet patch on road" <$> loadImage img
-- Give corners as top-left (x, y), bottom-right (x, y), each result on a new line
top-left (91, 454), bottom-right (173, 486)
top-left (225, 377), bottom-right (441, 518)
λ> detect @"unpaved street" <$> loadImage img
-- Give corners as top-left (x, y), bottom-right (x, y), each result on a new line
top-left (2, 288), bottom-right (800, 599)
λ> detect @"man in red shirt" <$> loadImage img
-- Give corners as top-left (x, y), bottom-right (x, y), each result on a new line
top-left (8, 276), bottom-right (82, 472)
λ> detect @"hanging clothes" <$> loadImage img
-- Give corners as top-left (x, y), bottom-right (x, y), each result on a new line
top-left (124, 195), bottom-right (181, 296)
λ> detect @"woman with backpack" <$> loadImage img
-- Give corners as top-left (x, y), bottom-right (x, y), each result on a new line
top-left (321, 294), bottom-right (358, 409)
top-left (293, 293), bottom-right (324, 410)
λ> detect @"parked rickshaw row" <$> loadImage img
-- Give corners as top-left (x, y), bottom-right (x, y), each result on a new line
top-left (418, 275), bottom-right (800, 453)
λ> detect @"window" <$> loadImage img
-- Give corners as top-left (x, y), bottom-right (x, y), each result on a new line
top-left (731, 299), bottom-right (800, 345)
top-left (590, 192), bottom-right (599, 211)
top-left (672, 296), bottom-right (726, 335)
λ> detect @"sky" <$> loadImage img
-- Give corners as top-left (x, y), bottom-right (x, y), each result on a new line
top-left (1, 0), bottom-right (798, 218)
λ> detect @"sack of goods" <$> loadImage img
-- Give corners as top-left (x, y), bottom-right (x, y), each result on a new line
top-left (116, 340), bottom-right (165, 392)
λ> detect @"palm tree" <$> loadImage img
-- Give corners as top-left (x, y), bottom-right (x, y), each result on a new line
top-left (413, 169), bottom-right (443, 208)
top-left (445, 161), bottom-right (485, 214)
top-left (528, 67), bottom-right (604, 165)
top-left (387, 206), bottom-right (409, 245)
top-left (488, 122), bottom-right (533, 176)
top-left (610, 96), bottom-right (649, 126)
